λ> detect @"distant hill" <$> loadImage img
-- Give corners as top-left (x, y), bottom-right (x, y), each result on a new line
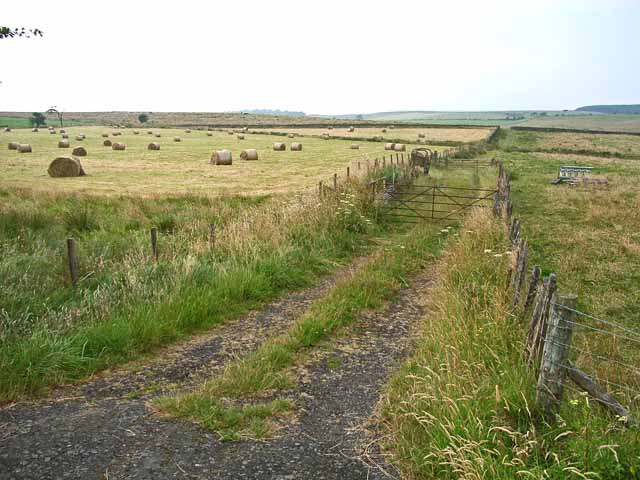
top-left (241, 109), bottom-right (306, 117)
top-left (576, 105), bottom-right (640, 114)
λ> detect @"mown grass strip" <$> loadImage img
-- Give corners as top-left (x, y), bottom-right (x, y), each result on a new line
top-left (155, 223), bottom-right (444, 429)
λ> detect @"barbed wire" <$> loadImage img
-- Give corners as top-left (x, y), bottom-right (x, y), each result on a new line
top-left (546, 340), bottom-right (640, 377)
top-left (553, 303), bottom-right (640, 340)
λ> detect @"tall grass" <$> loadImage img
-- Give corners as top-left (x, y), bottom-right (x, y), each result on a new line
top-left (0, 186), bottom-right (384, 401)
top-left (383, 199), bottom-right (640, 478)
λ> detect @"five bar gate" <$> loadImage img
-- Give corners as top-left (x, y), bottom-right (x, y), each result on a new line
top-left (381, 183), bottom-right (498, 224)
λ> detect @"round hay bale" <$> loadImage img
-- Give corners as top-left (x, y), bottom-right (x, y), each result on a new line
top-left (148, 142), bottom-right (160, 150)
top-left (32, 128), bottom-right (39, 132)
top-left (393, 143), bottom-right (406, 152)
top-left (237, 134), bottom-right (245, 140)
top-left (185, 129), bottom-right (191, 133)
top-left (206, 132), bottom-right (213, 136)
top-left (75, 135), bottom-right (84, 141)
top-left (350, 144), bottom-right (360, 150)
top-left (242, 127), bottom-right (249, 132)
top-left (381, 128), bottom-right (387, 133)
top-left (240, 148), bottom-right (258, 160)
top-left (174, 137), bottom-right (181, 142)
top-left (58, 140), bottom-right (70, 148)
top-left (112, 142), bottom-right (126, 151)
top-left (60, 129), bottom-right (66, 134)
top-left (18, 144), bottom-right (32, 153)
top-left (4, 127), bottom-right (11, 132)
top-left (8, 142), bottom-right (19, 150)
top-left (321, 133), bottom-right (330, 140)
top-left (72, 146), bottom-right (87, 156)
top-left (290, 143), bottom-right (302, 151)
top-left (62, 133), bottom-right (69, 139)
top-left (273, 142), bottom-right (286, 151)
top-left (418, 133), bottom-right (425, 138)
top-left (49, 130), bottom-right (57, 134)
top-left (211, 149), bottom-right (232, 165)
top-left (389, 125), bottom-right (395, 129)
top-left (147, 130), bottom-right (153, 135)
top-left (112, 132), bottom-right (121, 136)
top-left (133, 130), bottom-right (139, 135)
top-left (103, 139), bottom-right (112, 147)
top-left (373, 135), bottom-right (383, 141)
top-left (348, 126), bottom-right (355, 132)
top-left (102, 133), bottom-right (109, 138)
top-left (227, 131), bottom-right (234, 135)
top-left (287, 133), bottom-right (295, 138)
top-left (328, 126), bottom-right (333, 130)
top-left (384, 143), bottom-right (395, 150)
top-left (48, 156), bottom-right (86, 177)
top-left (155, 133), bottom-right (161, 138)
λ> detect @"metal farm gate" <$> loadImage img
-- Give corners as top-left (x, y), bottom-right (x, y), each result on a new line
top-left (381, 183), bottom-right (498, 224)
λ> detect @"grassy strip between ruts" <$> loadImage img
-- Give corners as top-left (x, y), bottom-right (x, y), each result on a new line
top-left (154, 222), bottom-right (445, 437)
top-left (381, 210), bottom-right (640, 479)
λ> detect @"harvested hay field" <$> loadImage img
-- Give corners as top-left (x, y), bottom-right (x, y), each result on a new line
top-left (503, 130), bottom-right (640, 157)
top-left (253, 126), bottom-right (495, 144)
top-left (0, 126), bottom-right (440, 196)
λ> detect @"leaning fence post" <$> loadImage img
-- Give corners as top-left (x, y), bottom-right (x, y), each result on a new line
top-left (66, 238), bottom-right (79, 285)
top-left (151, 227), bottom-right (158, 261)
top-left (536, 293), bottom-right (577, 417)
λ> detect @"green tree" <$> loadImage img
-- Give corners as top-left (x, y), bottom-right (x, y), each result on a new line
top-left (29, 112), bottom-right (46, 127)
top-left (138, 113), bottom-right (149, 124)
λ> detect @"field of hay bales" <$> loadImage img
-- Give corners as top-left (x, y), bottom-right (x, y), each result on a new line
top-left (254, 126), bottom-right (495, 144)
top-left (0, 127), bottom-right (444, 196)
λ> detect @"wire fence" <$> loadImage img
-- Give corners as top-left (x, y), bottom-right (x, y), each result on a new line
top-left (496, 160), bottom-right (639, 425)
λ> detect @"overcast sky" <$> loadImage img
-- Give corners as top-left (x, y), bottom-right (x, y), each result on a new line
top-left (2, 0), bottom-right (639, 115)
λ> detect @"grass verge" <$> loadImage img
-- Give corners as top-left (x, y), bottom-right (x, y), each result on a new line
top-left (382, 209), bottom-right (640, 479)
top-left (0, 188), bottom-right (382, 402)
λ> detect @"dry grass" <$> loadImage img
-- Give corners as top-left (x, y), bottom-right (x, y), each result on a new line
top-left (0, 127), bottom-right (429, 197)
top-left (505, 130), bottom-right (640, 156)
top-left (253, 127), bottom-right (495, 144)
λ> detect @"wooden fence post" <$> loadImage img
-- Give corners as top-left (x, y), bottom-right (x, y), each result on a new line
top-left (209, 224), bottom-right (216, 248)
top-left (318, 180), bottom-right (323, 198)
top-left (536, 293), bottom-right (577, 417)
top-left (524, 266), bottom-right (541, 311)
top-left (347, 166), bottom-right (350, 178)
top-left (524, 273), bottom-right (557, 368)
top-left (151, 227), bottom-right (158, 261)
top-left (333, 173), bottom-right (338, 193)
top-left (66, 238), bottom-right (79, 285)
top-left (510, 239), bottom-right (528, 309)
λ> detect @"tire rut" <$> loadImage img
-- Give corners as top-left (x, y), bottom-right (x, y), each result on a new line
top-left (0, 260), bottom-right (434, 480)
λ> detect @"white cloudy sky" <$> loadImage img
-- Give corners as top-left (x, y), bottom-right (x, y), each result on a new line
top-left (1, 0), bottom-right (638, 114)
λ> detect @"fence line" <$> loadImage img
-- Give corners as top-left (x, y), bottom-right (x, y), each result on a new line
top-left (494, 159), bottom-right (637, 425)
